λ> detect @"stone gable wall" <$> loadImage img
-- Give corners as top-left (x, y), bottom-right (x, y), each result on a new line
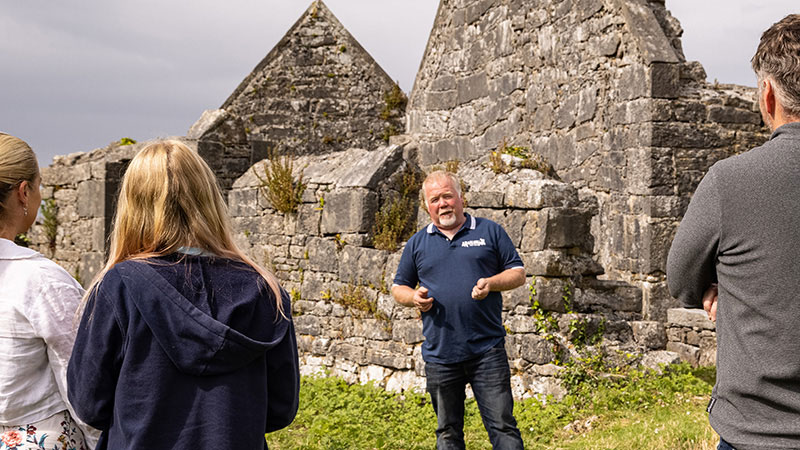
top-left (198, 0), bottom-right (405, 192)
top-left (406, 0), bottom-right (769, 320)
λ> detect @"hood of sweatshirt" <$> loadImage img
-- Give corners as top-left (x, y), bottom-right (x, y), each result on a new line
top-left (114, 257), bottom-right (289, 376)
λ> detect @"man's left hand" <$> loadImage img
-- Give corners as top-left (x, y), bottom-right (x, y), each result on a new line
top-left (471, 278), bottom-right (490, 300)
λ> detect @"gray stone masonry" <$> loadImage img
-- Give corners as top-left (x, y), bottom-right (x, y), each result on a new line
top-left (407, 0), bottom-right (769, 322)
top-left (198, 0), bottom-right (405, 192)
top-left (665, 307), bottom-right (716, 367)
top-left (228, 138), bottom-right (682, 399)
top-left (30, 0), bottom-right (758, 399)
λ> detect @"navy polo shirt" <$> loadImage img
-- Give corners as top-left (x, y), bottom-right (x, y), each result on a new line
top-left (393, 214), bottom-right (524, 364)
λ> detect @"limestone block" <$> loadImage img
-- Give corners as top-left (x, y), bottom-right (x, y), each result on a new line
top-left (631, 321), bottom-right (667, 350)
top-left (352, 319), bottom-right (391, 341)
top-left (640, 350), bottom-right (681, 372)
top-left (42, 163), bottom-right (92, 187)
top-left (424, 91), bottom-right (458, 111)
top-left (329, 342), bottom-right (366, 365)
top-left (505, 180), bottom-right (578, 209)
top-left (642, 281), bottom-right (680, 322)
top-left (707, 106), bottom-right (761, 124)
top-left (91, 218), bottom-right (105, 252)
top-left (522, 251), bottom-right (603, 277)
top-left (77, 180), bottom-right (104, 218)
top-left (575, 278), bottom-right (642, 313)
top-left (228, 188), bottom-right (258, 217)
top-left (533, 276), bottom-right (570, 313)
top-left (666, 308), bottom-right (715, 331)
top-left (544, 208), bottom-right (592, 250)
top-left (506, 315), bottom-right (537, 334)
top-left (576, 86), bottom-right (598, 123)
top-left (337, 145), bottom-right (404, 190)
top-left (365, 344), bottom-right (413, 370)
top-left (519, 334), bottom-right (555, 365)
top-left (187, 109), bottom-right (229, 140)
top-left (503, 277), bottom-right (533, 311)
top-left (79, 252), bottom-right (103, 289)
top-left (385, 370), bottom-right (426, 394)
top-left (295, 315), bottom-right (322, 336)
top-left (358, 365), bottom-right (389, 387)
top-left (457, 71), bottom-right (489, 105)
top-left (614, 0), bottom-right (679, 64)
top-left (321, 188), bottom-right (378, 234)
top-left (527, 376), bottom-right (567, 402)
top-left (306, 237), bottom-right (338, 273)
top-left (666, 342), bottom-right (699, 367)
top-left (520, 210), bottom-right (547, 252)
top-left (649, 63), bottom-right (681, 99)
top-left (338, 246), bottom-right (388, 285)
top-left (297, 335), bottom-right (314, 353)
top-left (392, 319), bottom-right (424, 344)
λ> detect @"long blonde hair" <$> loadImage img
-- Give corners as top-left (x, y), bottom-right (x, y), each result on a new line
top-left (0, 133), bottom-right (38, 221)
top-left (85, 140), bottom-right (283, 312)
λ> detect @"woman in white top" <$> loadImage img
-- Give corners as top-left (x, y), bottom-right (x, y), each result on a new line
top-left (0, 133), bottom-right (96, 449)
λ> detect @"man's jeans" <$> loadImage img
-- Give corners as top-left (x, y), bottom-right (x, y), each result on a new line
top-left (425, 345), bottom-right (524, 449)
top-left (718, 438), bottom-right (736, 450)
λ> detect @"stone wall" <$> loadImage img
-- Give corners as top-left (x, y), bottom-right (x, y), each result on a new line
top-left (665, 307), bottom-right (716, 367)
top-left (196, 0), bottom-right (405, 191)
top-left (228, 138), bottom-right (674, 398)
top-left (406, 0), bottom-right (769, 321)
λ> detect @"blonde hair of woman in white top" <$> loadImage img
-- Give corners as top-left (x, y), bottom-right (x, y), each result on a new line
top-left (0, 133), bottom-right (98, 449)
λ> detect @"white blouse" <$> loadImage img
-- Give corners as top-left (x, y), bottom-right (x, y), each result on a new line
top-left (0, 238), bottom-right (86, 427)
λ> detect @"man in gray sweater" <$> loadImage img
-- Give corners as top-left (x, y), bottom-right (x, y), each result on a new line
top-left (667, 14), bottom-right (800, 450)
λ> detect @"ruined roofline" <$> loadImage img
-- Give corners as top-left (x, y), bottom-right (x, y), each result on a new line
top-left (221, 0), bottom-right (399, 111)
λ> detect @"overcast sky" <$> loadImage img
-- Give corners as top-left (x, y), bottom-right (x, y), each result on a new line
top-left (0, 1), bottom-right (796, 166)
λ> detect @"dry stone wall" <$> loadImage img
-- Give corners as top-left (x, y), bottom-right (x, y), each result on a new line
top-left (228, 138), bottom-right (673, 398)
top-left (406, 0), bottom-right (769, 321)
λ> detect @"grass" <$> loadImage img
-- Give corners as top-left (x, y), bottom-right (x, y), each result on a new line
top-left (266, 364), bottom-right (717, 449)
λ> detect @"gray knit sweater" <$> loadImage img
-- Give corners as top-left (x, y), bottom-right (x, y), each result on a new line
top-left (667, 122), bottom-right (800, 450)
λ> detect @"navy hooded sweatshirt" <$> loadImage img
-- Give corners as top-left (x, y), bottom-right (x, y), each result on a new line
top-left (67, 254), bottom-right (299, 450)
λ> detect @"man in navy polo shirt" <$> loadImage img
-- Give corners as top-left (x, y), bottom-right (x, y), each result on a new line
top-left (392, 170), bottom-right (525, 449)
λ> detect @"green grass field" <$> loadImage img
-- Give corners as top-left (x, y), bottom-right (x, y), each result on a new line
top-left (266, 364), bottom-right (717, 449)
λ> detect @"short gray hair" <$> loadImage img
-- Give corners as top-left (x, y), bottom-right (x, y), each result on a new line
top-left (752, 14), bottom-right (800, 118)
top-left (421, 170), bottom-right (461, 207)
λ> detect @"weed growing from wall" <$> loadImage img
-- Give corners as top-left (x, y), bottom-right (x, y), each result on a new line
top-left (333, 281), bottom-right (391, 332)
top-left (380, 82), bottom-right (407, 121)
top-left (372, 165), bottom-right (422, 252)
top-left (492, 138), bottom-right (558, 178)
top-left (253, 150), bottom-right (307, 214)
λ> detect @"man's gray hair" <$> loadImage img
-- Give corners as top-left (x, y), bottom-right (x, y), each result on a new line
top-left (422, 170), bottom-right (461, 207)
top-left (752, 14), bottom-right (800, 118)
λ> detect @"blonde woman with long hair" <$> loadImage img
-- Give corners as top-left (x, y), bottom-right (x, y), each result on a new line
top-left (66, 140), bottom-right (299, 450)
top-left (0, 133), bottom-right (97, 449)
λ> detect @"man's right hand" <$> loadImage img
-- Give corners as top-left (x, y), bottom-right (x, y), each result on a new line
top-left (703, 283), bottom-right (718, 322)
top-left (414, 287), bottom-right (434, 312)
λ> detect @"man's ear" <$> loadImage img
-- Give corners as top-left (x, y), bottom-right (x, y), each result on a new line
top-left (762, 78), bottom-right (777, 117)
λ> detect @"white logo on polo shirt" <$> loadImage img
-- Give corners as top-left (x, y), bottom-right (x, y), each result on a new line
top-left (461, 238), bottom-right (486, 248)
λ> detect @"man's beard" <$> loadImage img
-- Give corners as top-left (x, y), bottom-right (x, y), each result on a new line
top-left (438, 210), bottom-right (457, 227)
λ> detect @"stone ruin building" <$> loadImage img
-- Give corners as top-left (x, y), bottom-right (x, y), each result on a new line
top-left (29, 0), bottom-right (768, 399)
